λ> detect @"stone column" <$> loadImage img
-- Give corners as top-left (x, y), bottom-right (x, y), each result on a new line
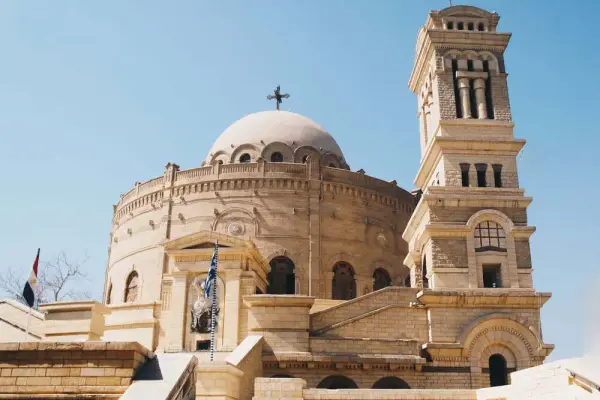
top-left (474, 78), bottom-right (488, 119)
top-left (165, 271), bottom-right (188, 352)
top-left (458, 77), bottom-right (472, 119)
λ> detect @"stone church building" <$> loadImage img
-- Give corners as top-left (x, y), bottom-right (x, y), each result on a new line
top-left (1, 5), bottom-right (596, 400)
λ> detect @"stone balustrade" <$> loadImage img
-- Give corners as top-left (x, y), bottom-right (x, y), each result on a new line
top-left (112, 162), bottom-right (415, 224)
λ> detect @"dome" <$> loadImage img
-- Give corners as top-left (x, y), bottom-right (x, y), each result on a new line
top-left (205, 111), bottom-right (346, 166)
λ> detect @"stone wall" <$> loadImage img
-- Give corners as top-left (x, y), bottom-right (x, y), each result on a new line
top-left (432, 239), bottom-right (468, 268)
top-left (107, 162), bottom-right (415, 310)
top-left (514, 240), bottom-right (532, 269)
top-left (0, 341), bottom-right (151, 399)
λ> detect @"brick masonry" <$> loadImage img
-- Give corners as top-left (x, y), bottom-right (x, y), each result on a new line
top-left (0, 342), bottom-right (152, 398)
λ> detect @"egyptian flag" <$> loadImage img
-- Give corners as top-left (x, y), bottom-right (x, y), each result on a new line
top-left (22, 249), bottom-right (40, 308)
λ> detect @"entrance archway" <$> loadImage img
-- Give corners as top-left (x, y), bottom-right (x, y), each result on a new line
top-left (317, 375), bottom-right (358, 389)
top-left (489, 354), bottom-right (508, 387)
top-left (372, 376), bottom-right (410, 389)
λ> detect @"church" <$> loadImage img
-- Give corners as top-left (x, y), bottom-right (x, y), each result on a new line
top-left (0, 5), bottom-right (597, 400)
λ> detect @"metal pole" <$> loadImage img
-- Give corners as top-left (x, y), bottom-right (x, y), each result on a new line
top-left (209, 240), bottom-right (219, 361)
top-left (24, 306), bottom-right (31, 341)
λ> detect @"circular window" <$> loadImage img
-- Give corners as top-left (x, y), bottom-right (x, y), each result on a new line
top-left (271, 152), bottom-right (284, 162)
top-left (239, 153), bottom-right (251, 163)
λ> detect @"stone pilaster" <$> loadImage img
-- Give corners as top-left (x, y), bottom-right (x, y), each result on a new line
top-left (165, 271), bottom-right (187, 352)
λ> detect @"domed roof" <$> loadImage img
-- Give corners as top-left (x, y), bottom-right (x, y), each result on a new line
top-left (205, 111), bottom-right (345, 164)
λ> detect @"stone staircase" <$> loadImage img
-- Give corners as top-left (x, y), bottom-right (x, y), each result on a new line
top-left (310, 287), bottom-right (420, 335)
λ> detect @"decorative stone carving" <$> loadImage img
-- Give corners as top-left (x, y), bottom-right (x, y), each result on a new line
top-left (227, 221), bottom-right (244, 236)
top-left (190, 277), bottom-right (220, 334)
top-left (376, 233), bottom-right (388, 247)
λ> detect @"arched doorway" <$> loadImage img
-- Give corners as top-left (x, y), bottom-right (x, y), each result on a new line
top-left (317, 375), bottom-right (358, 389)
top-left (332, 262), bottom-right (356, 300)
top-left (489, 354), bottom-right (508, 387)
top-left (373, 268), bottom-right (391, 291)
top-left (372, 376), bottom-right (410, 389)
top-left (267, 257), bottom-right (295, 294)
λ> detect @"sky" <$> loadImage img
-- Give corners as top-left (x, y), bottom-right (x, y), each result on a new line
top-left (0, 0), bottom-right (598, 361)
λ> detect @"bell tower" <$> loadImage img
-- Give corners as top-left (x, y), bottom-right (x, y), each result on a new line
top-left (403, 6), bottom-right (538, 292)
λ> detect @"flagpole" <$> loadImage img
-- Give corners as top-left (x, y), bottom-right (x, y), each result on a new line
top-left (210, 240), bottom-right (219, 362)
top-left (24, 306), bottom-right (31, 341)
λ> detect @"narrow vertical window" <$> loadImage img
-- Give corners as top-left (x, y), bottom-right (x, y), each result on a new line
top-left (478, 23), bottom-right (485, 31)
top-left (452, 59), bottom-right (462, 118)
top-left (475, 163), bottom-right (487, 187)
top-left (467, 60), bottom-right (474, 71)
top-left (422, 257), bottom-right (429, 289)
top-left (106, 283), bottom-right (112, 305)
top-left (492, 164), bottom-right (503, 188)
top-left (483, 61), bottom-right (495, 119)
top-left (457, 22), bottom-right (464, 30)
top-left (460, 163), bottom-right (470, 187)
top-left (124, 271), bottom-right (139, 303)
top-left (447, 21), bottom-right (454, 29)
top-left (469, 79), bottom-right (478, 118)
top-left (468, 22), bottom-right (474, 31)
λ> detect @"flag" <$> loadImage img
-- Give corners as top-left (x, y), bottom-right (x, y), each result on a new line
top-left (22, 249), bottom-right (40, 308)
top-left (204, 242), bottom-right (218, 299)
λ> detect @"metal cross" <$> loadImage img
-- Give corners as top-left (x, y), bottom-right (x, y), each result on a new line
top-left (266, 85), bottom-right (290, 111)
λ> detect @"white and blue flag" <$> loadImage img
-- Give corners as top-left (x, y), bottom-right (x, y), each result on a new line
top-left (204, 242), bottom-right (218, 299)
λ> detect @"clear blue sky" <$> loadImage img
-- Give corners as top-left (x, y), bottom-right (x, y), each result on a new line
top-left (0, 1), bottom-right (598, 361)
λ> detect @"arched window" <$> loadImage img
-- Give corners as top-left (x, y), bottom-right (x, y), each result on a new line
top-left (457, 22), bottom-right (464, 30)
top-left (270, 152), bottom-right (284, 162)
top-left (317, 375), bottom-right (358, 389)
top-left (467, 22), bottom-right (474, 31)
top-left (239, 153), bottom-right (251, 163)
top-left (106, 282), bottom-right (112, 305)
top-left (332, 262), bottom-right (356, 300)
top-left (474, 221), bottom-right (507, 252)
top-left (478, 22), bottom-right (485, 31)
top-left (404, 275), bottom-right (411, 288)
top-left (489, 354), bottom-right (508, 387)
top-left (373, 268), bottom-right (391, 291)
top-left (267, 257), bottom-right (295, 295)
top-left (124, 271), bottom-right (139, 303)
top-left (447, 21), bottom-right (454, 29)
top-left (422, 257), bottom-right (429, 289)
top-left (372, 376), bottom-right (410, 389)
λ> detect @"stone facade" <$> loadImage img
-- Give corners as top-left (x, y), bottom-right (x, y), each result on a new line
top-left (0, 4), bottom-right (569, 400)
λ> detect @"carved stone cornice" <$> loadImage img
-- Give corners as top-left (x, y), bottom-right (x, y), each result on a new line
top-left (417, 290), bottom-right (551, 308)
top-left (262, 352), bottom-right (425, 371)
